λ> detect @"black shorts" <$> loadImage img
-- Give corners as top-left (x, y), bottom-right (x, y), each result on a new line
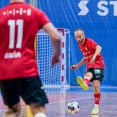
top-left (0, 76), bottom-right (48, 108)
top-left (84, 68), bottom-right (104, 83)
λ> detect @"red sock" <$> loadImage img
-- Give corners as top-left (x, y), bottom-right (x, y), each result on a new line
top-left (83, 79), bottom-right (90, 85)
top-left (94, 93), bottom-right (101, 104)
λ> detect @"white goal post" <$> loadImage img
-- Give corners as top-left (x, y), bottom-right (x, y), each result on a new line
top-left (35, 28), bottom-right (70, 87)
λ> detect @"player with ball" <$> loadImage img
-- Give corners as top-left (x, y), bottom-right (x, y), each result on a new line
top-left (71, 28), bottom-right (105, 115)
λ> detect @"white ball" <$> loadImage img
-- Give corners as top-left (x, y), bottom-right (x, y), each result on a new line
top-left (67, 101), bottom-right (80, 114)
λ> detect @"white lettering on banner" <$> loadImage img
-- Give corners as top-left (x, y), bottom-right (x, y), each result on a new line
top-left (78, 0), bottom-right (117, 16)
top-left (97, 1), bottom-right (108, 16)
top-left (110, 1), bottom-right (117, 16)
top-left (4, 52), bottom-right (21, 59)
top-left (97, 1), bottom-right (117, 16)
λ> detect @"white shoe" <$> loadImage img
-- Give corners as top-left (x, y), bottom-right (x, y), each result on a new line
top-left (91, 106), bottom-right (99, 115)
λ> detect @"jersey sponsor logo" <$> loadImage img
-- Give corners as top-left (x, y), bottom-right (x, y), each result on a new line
top-left (3, 8), bottom-right (31, 16)
top-left (96, 75), bottom-right (100, 78)
top-left (85, 55), bottom-right (93, 59)
top-left (85, 47), bottom-right (88, 51)
top-left (83, 51), bottom-right (90, 55)
top-left (4, 52), bottom-right (21, 59)
top-left (78, 0), bottom-right (117, 16)
top-left (94, 69), bottom-right (101, 74)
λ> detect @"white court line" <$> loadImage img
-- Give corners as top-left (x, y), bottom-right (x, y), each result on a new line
top-left (49, 96), bottom-right (92, 104)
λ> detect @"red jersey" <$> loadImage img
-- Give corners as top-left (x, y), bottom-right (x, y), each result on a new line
top-left (79, 38), bottom-right (104, 68)
top-left (0, 2), bottom-right (50, 80)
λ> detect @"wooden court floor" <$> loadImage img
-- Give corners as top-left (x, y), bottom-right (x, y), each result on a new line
top-left (0, 86), bottom-right (117, 117)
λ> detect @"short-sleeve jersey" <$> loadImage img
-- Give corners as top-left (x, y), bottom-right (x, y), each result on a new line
top-left (79, 38), bottom-right (104, 68)
top-left (0, 2), bottom-right (50, 80)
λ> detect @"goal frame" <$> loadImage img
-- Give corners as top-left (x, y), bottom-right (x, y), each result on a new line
top-left (36, 28), bottom-right (70, 88)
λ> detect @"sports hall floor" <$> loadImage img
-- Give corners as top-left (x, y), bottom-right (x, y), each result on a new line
top-left (0, 86), bottom-right (117, 117)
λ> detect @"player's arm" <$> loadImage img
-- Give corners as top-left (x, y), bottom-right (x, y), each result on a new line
top-left (71, 57), bottom-right (86, 70)
top-left (90, 45), bottom-right (102, 64)
top-left (37, 9), bottom-right (61, 66)
top-left (93, 45), bottom-right (102, 58)
top-left (37, 10), bottom-right (61, 58)
top-left (42, 22), bottom-right (61, 56)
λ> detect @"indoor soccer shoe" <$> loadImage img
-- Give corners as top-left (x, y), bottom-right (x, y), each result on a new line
top-left (77, 76), bottom-right (89, 91)
top-left (91, 115), bottom-right (99, 117)
top-left (91, 107), bottom-right (99, 115)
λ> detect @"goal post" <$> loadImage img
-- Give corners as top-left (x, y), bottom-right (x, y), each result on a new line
top-left (36, 28), bottom-right (70, 87)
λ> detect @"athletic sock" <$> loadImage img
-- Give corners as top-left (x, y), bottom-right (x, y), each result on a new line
top-left (94, 93), bottom-right (101, 105)
top-left (84, 78), bottom-right (90, 85)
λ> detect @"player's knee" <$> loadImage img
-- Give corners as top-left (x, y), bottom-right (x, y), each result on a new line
top-left (93, 84), bottom-right (99, 89)
top-left (84, 72), bottom-right (93, 79)
top-left (10, 102), bottom-right (21, 116)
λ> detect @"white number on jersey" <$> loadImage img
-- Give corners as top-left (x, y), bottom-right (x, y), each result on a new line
top-left (8, 19), bottom-right (23, 49)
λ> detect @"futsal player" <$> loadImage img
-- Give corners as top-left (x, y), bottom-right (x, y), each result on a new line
top-left (71, 28), bottom-right (104, 115)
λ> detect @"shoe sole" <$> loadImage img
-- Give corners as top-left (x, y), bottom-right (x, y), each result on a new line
top-left (77, 76), bottom-right (89, 91)
top-left (91, 110), bottom-right (99, 115)
top-left (91, 113), bottom-right (99, 115)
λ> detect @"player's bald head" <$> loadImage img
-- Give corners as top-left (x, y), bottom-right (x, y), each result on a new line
top-left (10, 0), bottom-right (25, 3)
top-left (74, 28), bottom-right (84, 35)
top-left (74, 28), bottom-right (85, 44)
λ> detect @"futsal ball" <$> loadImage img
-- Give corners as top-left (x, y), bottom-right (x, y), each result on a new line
top-left (67, 101), bottom-right (79, 114)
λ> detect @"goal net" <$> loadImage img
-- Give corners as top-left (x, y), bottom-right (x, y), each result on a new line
top-left (36, 28), bottom-right (70, 87)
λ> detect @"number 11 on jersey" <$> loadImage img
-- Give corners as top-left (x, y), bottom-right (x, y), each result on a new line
top-left (4, 19), bottom-right (24, 59)
top-left (8, 19), bottom-right (24, 49)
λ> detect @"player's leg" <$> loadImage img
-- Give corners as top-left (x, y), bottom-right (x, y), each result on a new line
top-left (91, 80), bottom-right (100, 115)
top-left (77, 68), bottom-right (93, 90)
top-left (0, 79), bottom-right (21, 117)
top-left (29, 104), bottom-right (46, 117)
top-left (3, 103), bottom-right (21, 117)
top-left (20, 76), bottom-right (48, 117)
top-left (91, 68), bottom-right (104, 115)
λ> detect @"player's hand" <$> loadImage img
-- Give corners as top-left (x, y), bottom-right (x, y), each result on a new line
top-left (51, 53), bottom-right (60, 67)
top-left (71, 65), bottom-right (78, 70)
top-left (90, 56), bottom-right (95, 64)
